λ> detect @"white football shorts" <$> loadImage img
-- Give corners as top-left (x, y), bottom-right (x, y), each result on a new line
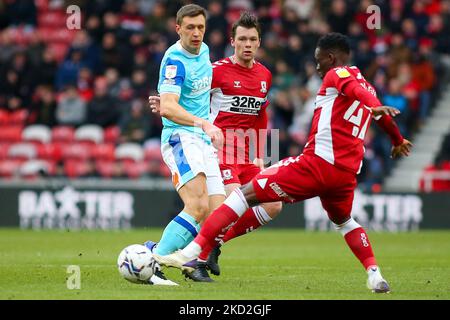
top-left (161, 130), bottom-right (225, 196)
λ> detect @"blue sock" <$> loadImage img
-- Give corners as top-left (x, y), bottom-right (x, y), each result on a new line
top-left (154, 211), bottom-right (200, 255)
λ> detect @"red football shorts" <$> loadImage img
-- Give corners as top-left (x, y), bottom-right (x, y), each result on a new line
top-left (251, 153), bottom-right (357, 223)
top-left (220, 163), bottom-right (262, 186)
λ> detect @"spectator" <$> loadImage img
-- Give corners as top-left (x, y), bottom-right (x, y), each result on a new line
top-left (119, 99), bottom-right (150, 144)
top-left (86, 77), bottom-right (120, 128)
top-left (27, 85), bottom-right (57, 127)
top-left (55, 85), bottom-right (87, 127)
top-left (31, 47), bottom-right (58, 88)
top-left (55, 49), bottom-right (86, 91)
top-left (412, 51), bottom-right (436, 123)
top-left (383, 78), bottom-right (409, 136)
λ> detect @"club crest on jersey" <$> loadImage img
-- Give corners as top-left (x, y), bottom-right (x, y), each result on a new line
top-left (260, 81), bottom-right (267, 93)
top-left (222, 169), bottom-right (233, 180)
top-left (335, 68), bottom-right (350, 78)
top-left (165, 65), bottom-right (177, 79)
top-left (234, 81), bottom-right (241, 88)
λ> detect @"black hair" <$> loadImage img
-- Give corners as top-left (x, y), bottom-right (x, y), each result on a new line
top-left (231, 11), bottom-right (261, 39)
top-left (317, 32), bottom-right (350, 54)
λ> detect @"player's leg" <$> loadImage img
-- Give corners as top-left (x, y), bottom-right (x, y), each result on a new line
top-left (154, 173), bottom-right (209, 256)
top-left (153, 156), bottom-right (305, 271)
top-left (151, 132), bottom-right (211, 256)
top-left (320, 173), bottom-right (390, 293)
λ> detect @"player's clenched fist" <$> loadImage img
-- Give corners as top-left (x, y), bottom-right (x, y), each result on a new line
top-left (201, 120), bottom-right (224, 149)
top-left (148, 95), bottom-right (161, 113)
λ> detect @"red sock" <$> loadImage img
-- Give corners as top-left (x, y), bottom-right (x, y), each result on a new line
top-left (222, 207), bottom-right (264, 243)
top-left (196, 204), bottom-right (240, 261)
top-left (344, 227), bottom-right (377, 270)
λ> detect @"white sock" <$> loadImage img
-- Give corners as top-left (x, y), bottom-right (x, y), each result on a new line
top-left (181, 241), bottom-right (201, 260)
top-left (253, 206), bottom-right (272, 225)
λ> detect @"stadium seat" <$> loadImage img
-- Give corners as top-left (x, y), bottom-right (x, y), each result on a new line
top-left (0, 159), bottom-right (22, 178)
top-left (36, 143), bottom-right (62, 162)
top-left (7, 143), bottom-right (37, 161)
top-left (38, 10), bottom-right (67, 28)
top-left (95, 160), bottom-right (117, 179)
top-left (0, 143), bottom-right (11, 160)
top-left (144, 145), bottom-right (162, 161)
top-left (75, 124), bottom-right (104, 144)
top-left (159, 162), bottom-right (172, 178)
top-left (61, 143), bottom-right (93, 161)
top-left (22, 125), bottom-right (52, 144)
top-left (0, 110), bottom-right (9, 125)
top-left (115, 143), bottom-right (144, 162)
top-left (20, 159), bottom-right (56, 179)
top-left (63, 160), bottom-right (92, 179)
top-left (92, 143), bottom-right (115, 161)
top-left (104, 126), bottom-right (121, 144)
top-left (0, 126), bottom-right (23, 143)
top-left (51, 126), bottom-right (75, 143)
top-left (8, 110), bottom-right (28, 125)
top-left (122, 161), bottom-right (148, 179)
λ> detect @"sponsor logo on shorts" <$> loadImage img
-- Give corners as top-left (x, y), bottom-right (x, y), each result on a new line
top-left (269, 182), bottom-right (289, 198)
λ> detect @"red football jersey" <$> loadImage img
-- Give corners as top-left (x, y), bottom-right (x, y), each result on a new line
top-left (303, 66), bottom-right (381, 174)
top-left (210, 56), bottom-right (272, 164)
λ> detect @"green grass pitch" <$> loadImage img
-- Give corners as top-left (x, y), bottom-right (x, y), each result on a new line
top-left (0, 228), bottom-right (449, 300)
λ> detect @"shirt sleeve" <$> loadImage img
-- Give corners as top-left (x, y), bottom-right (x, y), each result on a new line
top-left (323, 67), bottom-right (357, 94)
top-left (159, 58), bottom-right (186, 96)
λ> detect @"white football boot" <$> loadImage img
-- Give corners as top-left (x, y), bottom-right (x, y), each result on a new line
top-left (367, 266), bottom-right (391, 293)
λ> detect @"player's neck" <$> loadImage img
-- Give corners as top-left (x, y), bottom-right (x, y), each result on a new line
top-left (233, 55), bottom-right (254, 68)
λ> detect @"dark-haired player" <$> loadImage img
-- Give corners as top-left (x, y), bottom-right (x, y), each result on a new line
top-left (154, 33), bottom-right (413, 293)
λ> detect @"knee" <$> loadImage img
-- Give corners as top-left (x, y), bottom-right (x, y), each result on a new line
top-left (263, 202), bottom-right (282, 218)
top-left (192, 198), bottom-right (210, 220)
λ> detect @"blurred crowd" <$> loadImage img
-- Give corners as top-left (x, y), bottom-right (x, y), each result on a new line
top-left (0, 0), bottom-right (449, 191)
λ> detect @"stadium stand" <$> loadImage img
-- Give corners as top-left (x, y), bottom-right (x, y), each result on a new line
top-left (0, 0), bottom-right (449, 190)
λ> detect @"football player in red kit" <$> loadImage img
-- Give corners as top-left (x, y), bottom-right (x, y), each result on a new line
top-left (154, 33), bottom-right (413, 293)
top-left (149, 12), bottom-right (282, 282)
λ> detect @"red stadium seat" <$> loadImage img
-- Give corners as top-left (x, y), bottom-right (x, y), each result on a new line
top-left (95, 160), bottom-right (117, 179)
top-left (63, 160), bottom-right (92, 179)
top-left (122, 161), bottom-right (148, 179)
top-left (61, 143), bottom-right (93, 161)
top-left (0, 110), bottom-right (9, 125)
top-left (51, 126), bottom-right (75, 143)
top-left (38, 10), bottom-right (67, 28)
top-left (159, 162), bottom-right (172, 178)
top-left (144, 146), bottom-right (162, 161)
top-left (104, 126), bottom-right (121, 144)
top-left (0, 143), bottom-right (11, 160)
top-left (9, 110), bottom-right (28, 125)
top-left (0, 159), bottom-right (22, 178)
top-left (92, 143), bottom-right (115, 161)
top-left (0, 126), bottom-right (23, 143)
top-left (36, 143), bottom-right (62, 162)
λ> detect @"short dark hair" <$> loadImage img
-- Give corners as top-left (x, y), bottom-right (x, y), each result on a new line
top-left (317, 32), bottom-right (350, 54)
top-left (231, 12), bottom-right (261, 39)
top-left (176, 4), bottom-right (207, 25)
